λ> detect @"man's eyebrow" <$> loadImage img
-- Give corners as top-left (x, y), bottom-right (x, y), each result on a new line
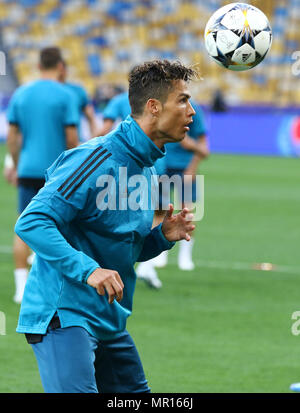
top-left (178, 92), bottom-right (191, 99)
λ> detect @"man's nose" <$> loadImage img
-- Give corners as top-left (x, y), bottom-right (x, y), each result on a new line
top-left (188, 101), bottom-right (196, 116)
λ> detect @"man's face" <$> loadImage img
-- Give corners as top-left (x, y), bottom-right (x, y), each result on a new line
top-left (156, 79), bottom-right (196, 142)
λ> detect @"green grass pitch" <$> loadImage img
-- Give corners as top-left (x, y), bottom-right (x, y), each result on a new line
top-left (0, 142), bottom-right (299, 393)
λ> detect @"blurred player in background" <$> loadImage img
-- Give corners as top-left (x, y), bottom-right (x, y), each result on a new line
top-left (98, 90), bottom-right (165, 289)
top-left (161, 100), bottom-right (209, 270)
top-left (136, 99), bottom-right (209, 276)
top-left (98, 90), bottom-right (130, 136)
top-left (6, 46), bottom-right (79, 303)
top-left (59, 60), bottom-right (99, 141)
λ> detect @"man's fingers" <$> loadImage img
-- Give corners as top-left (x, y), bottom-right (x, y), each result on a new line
top-left (112, 278), bottom-right (124, 302)
top-left (185, 234), bottom-right (191, 241)
top-left (97, 285), bottom-right (105, 296)
top-left (180, 209), bottom-right (194, 222)
top-left (180, 207), bottom-right (189, 218)
top-left (186, 224), bottom-right (196, 232)
top-left (103, 278), bottom-right (123, 304)
top-left (115, 272), bottom-right (124, 289)
top-left (92, 270), bottom-right (124, 303)
top-left (103, 282), bottom-right (116, 304)
top-left (185, 213), bottom-right (194, 222)
top-left (165, 203), bottom-right (174, 218)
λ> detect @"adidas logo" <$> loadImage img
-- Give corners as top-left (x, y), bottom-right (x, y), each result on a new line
top-left (242, 53), bottom-right (251, 62)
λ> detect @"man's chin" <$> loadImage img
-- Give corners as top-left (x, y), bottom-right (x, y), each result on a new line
top-left (162, 132), bottom-right (186, 143)
top-left (174, 131), bottom-right (186, 141)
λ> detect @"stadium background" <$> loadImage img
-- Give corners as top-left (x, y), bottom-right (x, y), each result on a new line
top-left (0, 0), bottom-right (300, 393)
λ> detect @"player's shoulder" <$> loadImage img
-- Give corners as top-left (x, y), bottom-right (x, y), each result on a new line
top-left (23, 79), bottom-right (74, 101)
top-left (62, 137), bottom-right (117, 174)
top-left (45, 138), bottom-right (118, 199)
top-left (65, 81), bottom-right (87, 95)
top-left (51, 81), bottom-right (75, 98)
top-left (9, 80), bottom-right (36, 100)
top-left (116, 91), bottom-right (129, 103)
top-left (64, 82), bottom-right (89, 107)
top-left (30, 80), bottom-right (73, 103)
top-left (109, 91), bottom-right (128, 106)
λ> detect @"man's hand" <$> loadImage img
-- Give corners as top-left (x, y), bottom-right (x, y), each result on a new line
top-left (87, 268), bottom-right (124, 304)
top-left (7, 124), bottom-right (21, 166)
top-left (3, 154), bottom-right (17, 186)
top-left (161, 204), bottom-right (195, 242)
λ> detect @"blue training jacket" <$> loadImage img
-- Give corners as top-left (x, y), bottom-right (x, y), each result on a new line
top-left (15, 116), bottom-right (175, 340)
top-left (7, 79), bottom-right (79, 178)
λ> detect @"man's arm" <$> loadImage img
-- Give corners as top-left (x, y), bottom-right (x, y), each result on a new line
top-left (83, 104), bottom-right (99, 138)
top-left (3, 153), bottom-right (17, 186)
top-left (137, 223), bottom-right (175, 262)
top-left (65, 125), bottom-right (79, 149)
top-left (7, 124), bottom-right (21, 166)
top-left (15, 199), bottom-right (99, 283)
top-left (15, 198), bottom-right (124, 303)
top-left (97, 118), bottom-right (114, 136)
top-left (180, 134), bottom-right (209, 159)
top-left (182, 135), bottom-right (210, 179)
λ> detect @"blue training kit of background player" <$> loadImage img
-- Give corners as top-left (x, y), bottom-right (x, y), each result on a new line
top-left (7, 79), bottom-right (79, 179)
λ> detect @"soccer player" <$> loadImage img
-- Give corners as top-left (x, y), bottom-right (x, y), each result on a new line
top-left (159, 100), bottom-right (209, 270)
top-left (98, 89), bottom-right (165, 289)
top-left (6, 46), bottom-right (79, 303)
top-left (15, 59), bottom-right (197, 393)
top-left (58, 60), bottom-right (99, 140)
top-left (98, 90), bottom-right (131, 136)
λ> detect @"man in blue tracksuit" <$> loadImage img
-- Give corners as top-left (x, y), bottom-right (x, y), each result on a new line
top-left (15, 59), bottom-right (197, 393)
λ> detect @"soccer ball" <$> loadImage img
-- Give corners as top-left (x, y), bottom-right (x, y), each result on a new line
top-left (204, 2), bottom-right (272, 71)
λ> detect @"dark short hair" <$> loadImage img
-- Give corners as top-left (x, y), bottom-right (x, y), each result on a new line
top-left (39, 47), bottom-right (63, 70)
top-left (128, 60), bottom-right (197, 117)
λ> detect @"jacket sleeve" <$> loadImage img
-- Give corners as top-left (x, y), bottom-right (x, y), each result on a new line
top-left (14, 147), bottom-right (103, 284)
top-left (137, 223), bottom-right (175, 262)
top-left (15, 198), bottom-right (100, 284)
top-left (15, 196), bottom-right (99, 283)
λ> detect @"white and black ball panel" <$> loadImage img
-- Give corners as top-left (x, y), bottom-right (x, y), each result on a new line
top-left (204, 2), bottom-right (272, 71)
top-left (205, 32), bottom-right (219, 57)
top-left (216, 30), bottom-right (240, 54)
top-left (220, 8), bottom-right (246, 31)
top-left (231, 43), bottom-right (256, 65)
top-left (246, 9), bottom-right (269, 31)
top-left (253, 31), bottom-right (272, 56)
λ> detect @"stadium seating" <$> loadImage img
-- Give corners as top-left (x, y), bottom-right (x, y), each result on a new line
top-left (0, 0), bottom-right (299, 106)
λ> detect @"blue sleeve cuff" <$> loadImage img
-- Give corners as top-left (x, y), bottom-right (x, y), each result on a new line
top-left (156, 223), bottom-right (176, 250)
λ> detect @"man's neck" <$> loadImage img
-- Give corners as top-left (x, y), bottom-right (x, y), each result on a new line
top-left (134, 116), bottom-right (166, 150)
top-left (40, 70), bottom-right (58, 81)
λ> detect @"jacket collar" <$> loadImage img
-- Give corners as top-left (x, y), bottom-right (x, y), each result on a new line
top-left (116, 115), bottom-right (166, 167)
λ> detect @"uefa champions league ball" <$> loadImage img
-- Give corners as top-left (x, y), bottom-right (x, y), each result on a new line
top-left (204, 2), bottom-right (272, 71)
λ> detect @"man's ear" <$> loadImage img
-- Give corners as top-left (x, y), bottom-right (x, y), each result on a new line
top-left (146, 98), bottom-right (162, 117)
